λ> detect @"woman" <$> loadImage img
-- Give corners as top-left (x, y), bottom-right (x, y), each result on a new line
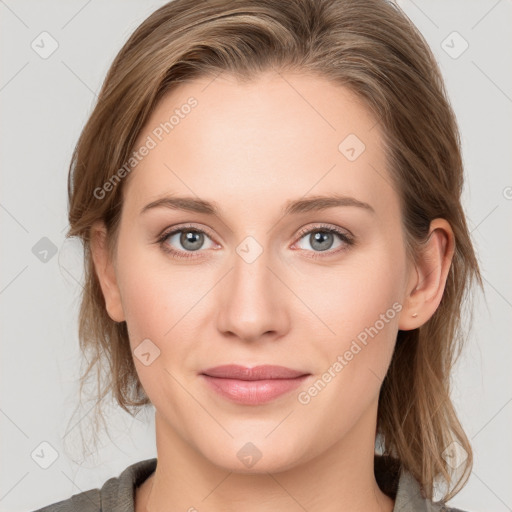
top-left (34, 0), bottom-right (482, 510)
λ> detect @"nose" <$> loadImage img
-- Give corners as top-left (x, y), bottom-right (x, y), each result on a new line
top-left (215, 244), bottom-right (291, 343)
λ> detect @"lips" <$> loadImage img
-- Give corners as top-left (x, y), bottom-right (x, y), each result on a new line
top-left (200, 364), bottom-right (308, 380)
top-left (200, 365), bottom-right (311, 405)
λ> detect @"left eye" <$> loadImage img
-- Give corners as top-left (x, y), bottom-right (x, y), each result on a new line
top-left (294, 227), bottom-right (353, 253)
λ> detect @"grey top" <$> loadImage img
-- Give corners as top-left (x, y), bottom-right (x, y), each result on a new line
top-left (31, 456), bottom-right (468, 512)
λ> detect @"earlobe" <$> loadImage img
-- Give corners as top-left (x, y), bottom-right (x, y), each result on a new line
top-left (90, 221), bottom-right (125, 323)
top-left (398, 219), bottom-right (455, 331)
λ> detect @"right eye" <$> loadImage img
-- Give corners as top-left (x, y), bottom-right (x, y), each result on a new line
top-left (157, 224), bottom-right (218, 259)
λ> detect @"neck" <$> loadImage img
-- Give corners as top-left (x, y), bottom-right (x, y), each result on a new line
top-left (139, 402), bottom-right (394, 512)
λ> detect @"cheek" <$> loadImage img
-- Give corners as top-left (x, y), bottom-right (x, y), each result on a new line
top-left (115, 254), bottom-right (195, 406)
top-left (119, 270), bottom-right (188, 349)
top-left (294, 252), bottom-right (404, 438)
top-left (115, 233), bottom-right (189, 336)
top-left (304, 239), bottom-right (406, 385)
top-left (115, 244), bottom-right (212, 382)
top-left (304, 244), bottom-right (404, 337)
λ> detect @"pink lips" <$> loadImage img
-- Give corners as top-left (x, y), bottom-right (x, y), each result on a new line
top-left (200, 364), bottom-right (310, 405)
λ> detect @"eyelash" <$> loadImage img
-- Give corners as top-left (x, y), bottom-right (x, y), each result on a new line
top-left (155, 223), bottom-right (355, 260)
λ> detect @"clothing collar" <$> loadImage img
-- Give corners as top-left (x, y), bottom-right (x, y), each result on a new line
top-left (102, 456), bottom-right (449, 512)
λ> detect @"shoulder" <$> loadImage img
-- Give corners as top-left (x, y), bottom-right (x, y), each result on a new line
top-left (30, 458), bottom-right (157, 512)
top-left (431, 506), bottom-right (469, 512)
top-left (375, 455), bottom-right (471, 512)
top-left (396, 471), bottom-right (472, 512)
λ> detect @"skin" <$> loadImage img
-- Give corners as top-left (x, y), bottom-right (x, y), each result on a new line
top-left (91, 70), bottom-right (454, 512)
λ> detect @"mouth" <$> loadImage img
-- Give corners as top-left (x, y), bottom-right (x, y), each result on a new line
top-left (200, 365), bottom-right (311, 405)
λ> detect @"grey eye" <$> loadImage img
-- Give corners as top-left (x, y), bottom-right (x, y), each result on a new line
top-left (296, 229), bottom-right (345, 252)
top-left (164, 229), bottom-right (215, 252)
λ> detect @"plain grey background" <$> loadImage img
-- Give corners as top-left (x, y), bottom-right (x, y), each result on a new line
top-left (1, 1), bottom-right (511, 511)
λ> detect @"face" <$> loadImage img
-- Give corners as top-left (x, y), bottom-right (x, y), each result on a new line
top-left (95, 71), bottom-right (419, 472)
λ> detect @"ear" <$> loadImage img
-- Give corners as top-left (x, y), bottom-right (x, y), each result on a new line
top-left (90, 221), bottom-right (125, 323)
top-left (398, 218), bottom-right (455, 331)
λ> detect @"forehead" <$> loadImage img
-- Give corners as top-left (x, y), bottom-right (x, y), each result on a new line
top-left (123, 71), bottom-right (397, 219)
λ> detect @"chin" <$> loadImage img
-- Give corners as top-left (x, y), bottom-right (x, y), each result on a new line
top-left (199, 436), bottom-right (305, 474)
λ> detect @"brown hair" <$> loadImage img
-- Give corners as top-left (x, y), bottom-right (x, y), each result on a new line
top-left (64, 0), bottom-right (483, 501)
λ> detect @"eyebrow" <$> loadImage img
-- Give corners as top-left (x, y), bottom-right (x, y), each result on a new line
top-left (140, 194), bottom-right (375, 217)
